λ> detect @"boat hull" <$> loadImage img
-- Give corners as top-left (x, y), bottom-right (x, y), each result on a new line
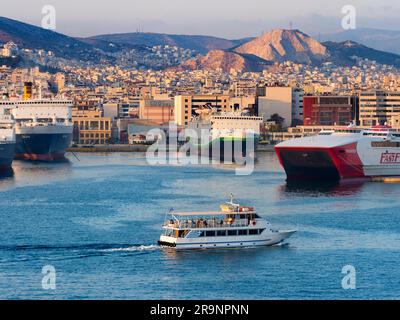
top-left (275, 142), bottom-right (366, 181)
top-left (0, 142), bottom-right (15, 170)
top-left (15, 132), bottom-right (73, 161)
top-left (158, 230), bottom-right (295, 250)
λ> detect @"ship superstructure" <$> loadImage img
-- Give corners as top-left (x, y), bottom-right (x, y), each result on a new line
top-left (188, 112), bottom-right (263, 162)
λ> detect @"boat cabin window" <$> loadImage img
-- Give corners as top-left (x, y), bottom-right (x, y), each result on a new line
top-left (249, 229), bottom-right (265, 235)
top-left (165, 229), bottom-right (174, 237)
top-left (169, 229), bottom-right (189, 238)
top-left (371, 141), bottom-right (400, 148)
top-left (195, 229), bottom-right (266, 237)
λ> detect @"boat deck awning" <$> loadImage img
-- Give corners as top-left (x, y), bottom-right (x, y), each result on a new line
top-left (171, 211), bottom-right (256, 216)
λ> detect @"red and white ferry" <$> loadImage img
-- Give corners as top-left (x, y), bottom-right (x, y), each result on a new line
top-left (275, 125), bottom-right (400, 181)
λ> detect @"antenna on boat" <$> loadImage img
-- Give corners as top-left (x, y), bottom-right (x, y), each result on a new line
top-left (163, 208), bottom-right (174, 227)
top-left (229, 193), bottom-right (234, 204)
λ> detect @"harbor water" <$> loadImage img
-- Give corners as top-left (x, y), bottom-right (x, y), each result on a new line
top-left (0, 152), bottom-right (400, 299)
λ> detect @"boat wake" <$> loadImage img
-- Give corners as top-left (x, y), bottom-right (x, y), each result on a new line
top-left (101, 245), bottom-right (160, 253)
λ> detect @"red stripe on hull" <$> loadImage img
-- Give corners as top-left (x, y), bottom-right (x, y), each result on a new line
top-left (15, 153), bottom-right (66, 161)
top-left (275, 143), bottom-right (365, 180)
top-left (329, 143), bottom-right (365, 179)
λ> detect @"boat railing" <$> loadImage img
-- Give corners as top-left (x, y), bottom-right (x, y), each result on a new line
top-left (164, 219), bottom-right (252, 229)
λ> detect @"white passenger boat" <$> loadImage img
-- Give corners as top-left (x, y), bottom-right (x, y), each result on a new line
top-left (158, 195), bottom-right (296, 250)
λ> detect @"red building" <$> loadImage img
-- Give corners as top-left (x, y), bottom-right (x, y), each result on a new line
top-left (303, 96), bottom-right (354, 126)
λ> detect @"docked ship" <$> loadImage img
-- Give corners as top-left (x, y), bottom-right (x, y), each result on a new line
top-left (158, 195), bottom-right (296, 250)
top-left (0, 99), bottom-right (73, 161)
top-left (0, 105), bottom-right (16, 171)
top-left (188, 112), bottom-right (263, 162)
top-left (275, 125), bottom-right (400, 181)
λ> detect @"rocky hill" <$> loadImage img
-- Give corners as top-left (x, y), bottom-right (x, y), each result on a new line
top-left (174, 49), bottom-right (272, 72)
top-left (234, 29), bottom-right (328, 64)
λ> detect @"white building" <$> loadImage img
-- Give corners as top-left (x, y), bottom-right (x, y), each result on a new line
top-left (257, 86), bottom-right (294, 128)
top-left (1, 42), bottom-right (19, 57)
top-left (292, 88), bottom-right (304, 124)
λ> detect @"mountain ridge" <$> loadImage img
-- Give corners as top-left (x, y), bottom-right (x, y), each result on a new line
top-left (320, 28), bottom-right (400, 55)
top-left (0, 16), bottom-right (108, 62)
top-left (88, 32), bottom-right (252, 54)
top-left (1, 16), bottom-right (400, 71)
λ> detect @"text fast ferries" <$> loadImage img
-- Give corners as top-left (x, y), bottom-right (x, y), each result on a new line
top-left (275, 125), bottom-right (400, 181)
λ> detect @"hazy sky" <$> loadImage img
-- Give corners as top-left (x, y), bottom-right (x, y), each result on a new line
top-left (3, 0), bottom-right (400, 38)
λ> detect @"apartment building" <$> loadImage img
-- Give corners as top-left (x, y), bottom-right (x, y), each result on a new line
top-left (303, 95), bottom-right (355, 126)
top-left (359, 91), bottom-right (400, 127)
top-left (257, 86), bottom-right (298, 128)
top-left (139, 99), bottom-right (174, 125)
top-left (72, 105), bottom-right (114, 145)
top-left (174, 94), bottom-right (230, 126)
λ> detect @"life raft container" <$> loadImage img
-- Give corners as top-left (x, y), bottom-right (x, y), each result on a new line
top-left (239, 206), bottom-right (254, 212)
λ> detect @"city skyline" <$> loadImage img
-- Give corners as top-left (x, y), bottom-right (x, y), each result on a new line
top-left (2, 0), bottom-right (400, 38)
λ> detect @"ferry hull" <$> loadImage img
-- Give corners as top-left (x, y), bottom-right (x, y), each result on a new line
top-left (15, 133), bottom-right (73, 161)
top-left (0, 142), bottom-right (15, 170)
top-left (159, 230), bottom-right (295, 250)
top-left (275, 142), bottom-right (365, 181)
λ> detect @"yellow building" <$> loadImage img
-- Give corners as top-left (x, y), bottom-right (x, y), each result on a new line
top-left (72, 105), bottom-right (113, 145)
top-left (174, 94), bottom-right (230, 126)
top-left (390, 114), bottom-right (400, 128)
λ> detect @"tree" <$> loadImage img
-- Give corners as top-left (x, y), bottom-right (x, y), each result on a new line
top-left (268, 113), bottom-right (285, 131)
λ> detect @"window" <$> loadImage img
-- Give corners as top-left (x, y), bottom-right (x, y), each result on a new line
top-left (217, 230), bottom-right (226, 237)
top-left (238, 230), bottom-right (248, 236)
top-left (227, 230), bottom-right (237, 236)
top-left (205, 231), bottom-right (215, 237)
top-left (249, 229), bottom-right (258, 235)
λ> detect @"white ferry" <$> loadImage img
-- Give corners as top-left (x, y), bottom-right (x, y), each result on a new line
top-left (188, 112), bottom-right (263, 162)
top-left (0, 99), bottom-right (73, 161)
top-left (158, 195), bottom-right (296, 250)
top-left (275, 124), bottom-right (400, 181)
